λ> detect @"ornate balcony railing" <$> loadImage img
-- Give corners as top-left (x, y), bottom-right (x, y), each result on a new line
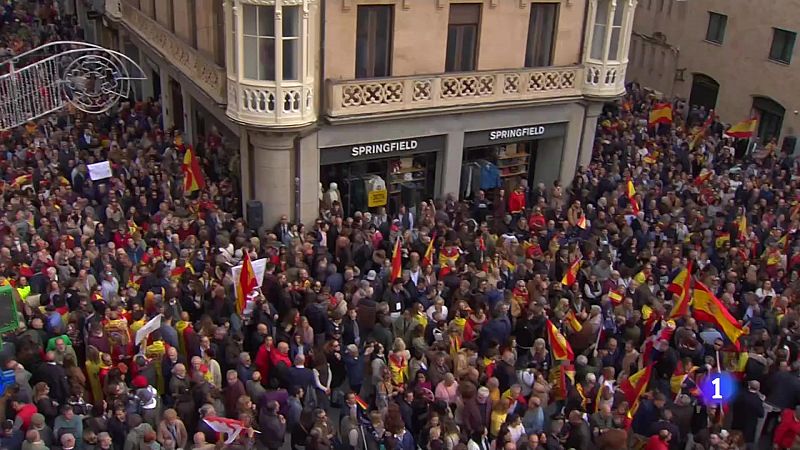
top-left (120, 2), bottom-right (226, 104)
top-left (326, 66), bottom-right (583, 119)
top-left (226, 78), bottom-right (316, 127)
top-left (583, 61), bottom-right (627, 98)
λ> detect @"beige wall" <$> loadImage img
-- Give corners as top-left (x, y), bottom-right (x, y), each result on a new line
top-left (324, 0), bottom-right (587, 80)
top-left (628, 0), bottom-right (800, 145)
top-left (172, 0), bottom-right (192, 45)
top-left (154, 0), bottom-right (172, 31)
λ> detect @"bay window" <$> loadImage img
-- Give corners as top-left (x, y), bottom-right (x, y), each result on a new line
top-left (241, 3), bottom-right (302, 81)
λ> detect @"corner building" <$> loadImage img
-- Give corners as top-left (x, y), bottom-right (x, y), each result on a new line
top-left (97, 0), bottom-right (637, 226)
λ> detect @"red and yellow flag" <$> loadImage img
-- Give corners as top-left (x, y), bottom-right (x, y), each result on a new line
top-left (621, 364), bottom-right (653, 422)
top-left (626, 179), bottom-right (640, 215)
top-left (693, 169), bottom-right (713, 187)
top-left (692, 281), bottom-right (746, 348)
top-left (182, 147), bottom-right (206, 193)
top-left (608, 290), bottom-right (624, 306)
top-left (648, 103), bottom-right (673, 126)
top-left (565, 310), bottom-right (583, 333)
top-left (726, 118), bottom-right (758, 139)
top-left (561, 258), bottom-right (582, 286)
top-left (354, 394), bottom-right (369, 410)
top-left (390, 238), bottom-right (403, 282)
top-left (12, 174), bottom-right (32, 188)
top-left (715, 232), bottom-right (731, 249)
top-left (668, 261), bottom-right (692, 319)
top-left (546, 319), bottom-right (574, 361)
top-left (577, 215), bottom-right (587, 230)
top-left (422, 233), bottom-right (436, 268)
top-left (236, 252), bottom-right (258, 315)
top-left (738, 216), bottom-right (747, 242)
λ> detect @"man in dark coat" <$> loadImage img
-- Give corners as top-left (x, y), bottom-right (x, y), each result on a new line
top-left (30, 351), bottom-right (69, 405)
top-left (287, 354), bottom-right (315, 391)
top-left (730, 380), bottom-right (765, 445)
top-left (259, 400), bottom-right (287, 450)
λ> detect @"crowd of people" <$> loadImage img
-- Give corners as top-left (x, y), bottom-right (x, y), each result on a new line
top-left (2, 1), bottom-right (800, 450)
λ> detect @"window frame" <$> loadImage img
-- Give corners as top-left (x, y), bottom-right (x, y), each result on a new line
top-left (769, 28), bottom-right (797, 65)
top-left (355, 5), bottom-right (394, 79)
top-left (705, 12), bottom-right (727, 45)
top-left (524, 2), bottom-right (559, 68)
top-left (445, 3), bottom-right (481, 73)
top-left (239, 4), bottom-right (303, 82)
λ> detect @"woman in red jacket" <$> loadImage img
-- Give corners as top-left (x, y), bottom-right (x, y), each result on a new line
top-left (508, 185), bottom-right (526, 217)
top-left (774, 407), bottom-right (800, 449)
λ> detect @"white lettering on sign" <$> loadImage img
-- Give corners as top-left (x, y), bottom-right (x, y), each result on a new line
top-left (489, 126), bottom-right (546, 141)
top-left (351, 139), bottom-right (419, 157)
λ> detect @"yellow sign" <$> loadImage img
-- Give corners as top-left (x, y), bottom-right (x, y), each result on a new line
top-left (368, 189), bottom-right (388, 207)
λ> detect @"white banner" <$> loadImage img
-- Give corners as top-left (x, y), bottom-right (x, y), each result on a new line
top-left (135, 314), bottom-right (162, 345)
top-left (88, 161), bottom-right (112, 180)
top-left (230, 257), bottom-right (267, 288)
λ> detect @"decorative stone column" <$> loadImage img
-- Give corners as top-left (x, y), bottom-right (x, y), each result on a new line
top-left (249, 130), bottom-right (296, 229)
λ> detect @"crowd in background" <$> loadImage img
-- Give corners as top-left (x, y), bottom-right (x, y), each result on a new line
top-left (2, 1), bottom-right (800, 450)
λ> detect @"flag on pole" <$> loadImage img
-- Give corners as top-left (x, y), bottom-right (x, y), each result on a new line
top-left (565, 310), bottom-right (583, 333)
top-left (693, 169), bottom-right (713, 187)
top-left (608, 290), bottom-right (624, 306)
top-left (390, 238), bottom-right (403, 282)
top-left (182, 146), bottom-right (206, 193)
top-left (354, 394), bottom-right (369, 410)
top-left (715, 232), bottom-right (731, 249)
top-left (692, 281), bottom-right (746, 348)
top-left (236, 252), bottom-right (258, 315)
top-left (725, 118), bottom-right (758, 139)
top-left (648, 103), bottom-right (673, 126)
top-left (546, 319), bottom-right (574, 361)
top-left (738, 216), bottom-right (747, 242)
top-left (668, 261), bottom-right (693, 319)
top-left (626, 179), bottom-right (640, 215)
top-left (577, 215), bottom-right (587, 230)
top-left (203, 416), bottom-right (250, 444)
top-left (620, 364), bottom-right (653, 423)
top-left (561, 258), bottom-right (582, 286)
top-left (422, 233), bottom-right (436, 267)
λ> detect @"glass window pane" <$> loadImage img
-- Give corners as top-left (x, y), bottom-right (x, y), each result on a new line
top-left (258, 6), bottom-right (275, 37)
top-left (446, 26), bottom-right (459, 72)
top-left (283, 39), bottom-right (299, 80)
top-left (595, 0), bottom-right (610, 26)
top-left (526, 3), bottom-right (558, 67)
top-left (259, 37), bottom-right (276, 80)
top-left (591, 23), bottom-right (606, 59)
top-left (283, 6), bottom-right (300, 37)
top-left (243, 36), bottom-right (258, 79)
top-left (460, 25), bottom-right (477, 70)
top-left (243, 5), bottom-right (257, 35)
top-left (609, 27), bottom-right (621, 60)
top-left (613, 0), bottom-right (624, 26)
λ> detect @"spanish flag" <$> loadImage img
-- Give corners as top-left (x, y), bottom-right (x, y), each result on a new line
top-left (546, 319), bottom-right (574, 361)
top-left (626, 179), bottom-right (639, 215)
top-left (620, 365), bottom-right (653, 421)
top-left (561, 258), bottom-right (582, 287)
top-left (182, 146), bottom-right (206, 193)
top-left (649, 103), bottom-right (673, 126)
top-left (577, 215), bottom-right (587, 230)
top-left (670, 364), bottom-right (696, 394)
top-left (565, 310), bottom-right (583, 333)
top-left (642, 154), bottom-right (658, 165)
top-left (726, 118), bottom-right (758, 139)
top-left (236, 252), bottom-right (258, 315)
top-left (692, 281), bottom-right (746, 348)
top-left (715, 232), bottom-right (731, 249)
top-left (12, 174), bottom-right (32, 188)
top-left (354, 394), bottom-right (369, 410)
top-left (608, 290), bottom-right (624, 306)
top-left (390, 237), bottom-right (403, 282)
top-left (668, 261), bottom-right (692, 319)
top-left (738, 216), bottom-right (747, 242)
top-left (693, 169), bottom-right (713, 187)
top-left (422, 233), bottom-right (436, 267)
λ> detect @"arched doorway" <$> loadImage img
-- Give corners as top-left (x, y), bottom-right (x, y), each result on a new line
top-left (688, 73), bottom-right (720, 111)
top-left (752, 96), bottom-right (785, 143)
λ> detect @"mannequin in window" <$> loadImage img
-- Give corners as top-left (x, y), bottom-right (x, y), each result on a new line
top-left (323, 182), bottom-right (341, 210)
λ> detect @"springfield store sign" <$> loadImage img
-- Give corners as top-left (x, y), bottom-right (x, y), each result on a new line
top-left (321, 135), bottom-right (445, 165)
top-left (464, 123), bottom-right (566, 147)
top-left (489, 125), bottom-right (546, 141)
top-left (351, 139), bottom-right (418, 157)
